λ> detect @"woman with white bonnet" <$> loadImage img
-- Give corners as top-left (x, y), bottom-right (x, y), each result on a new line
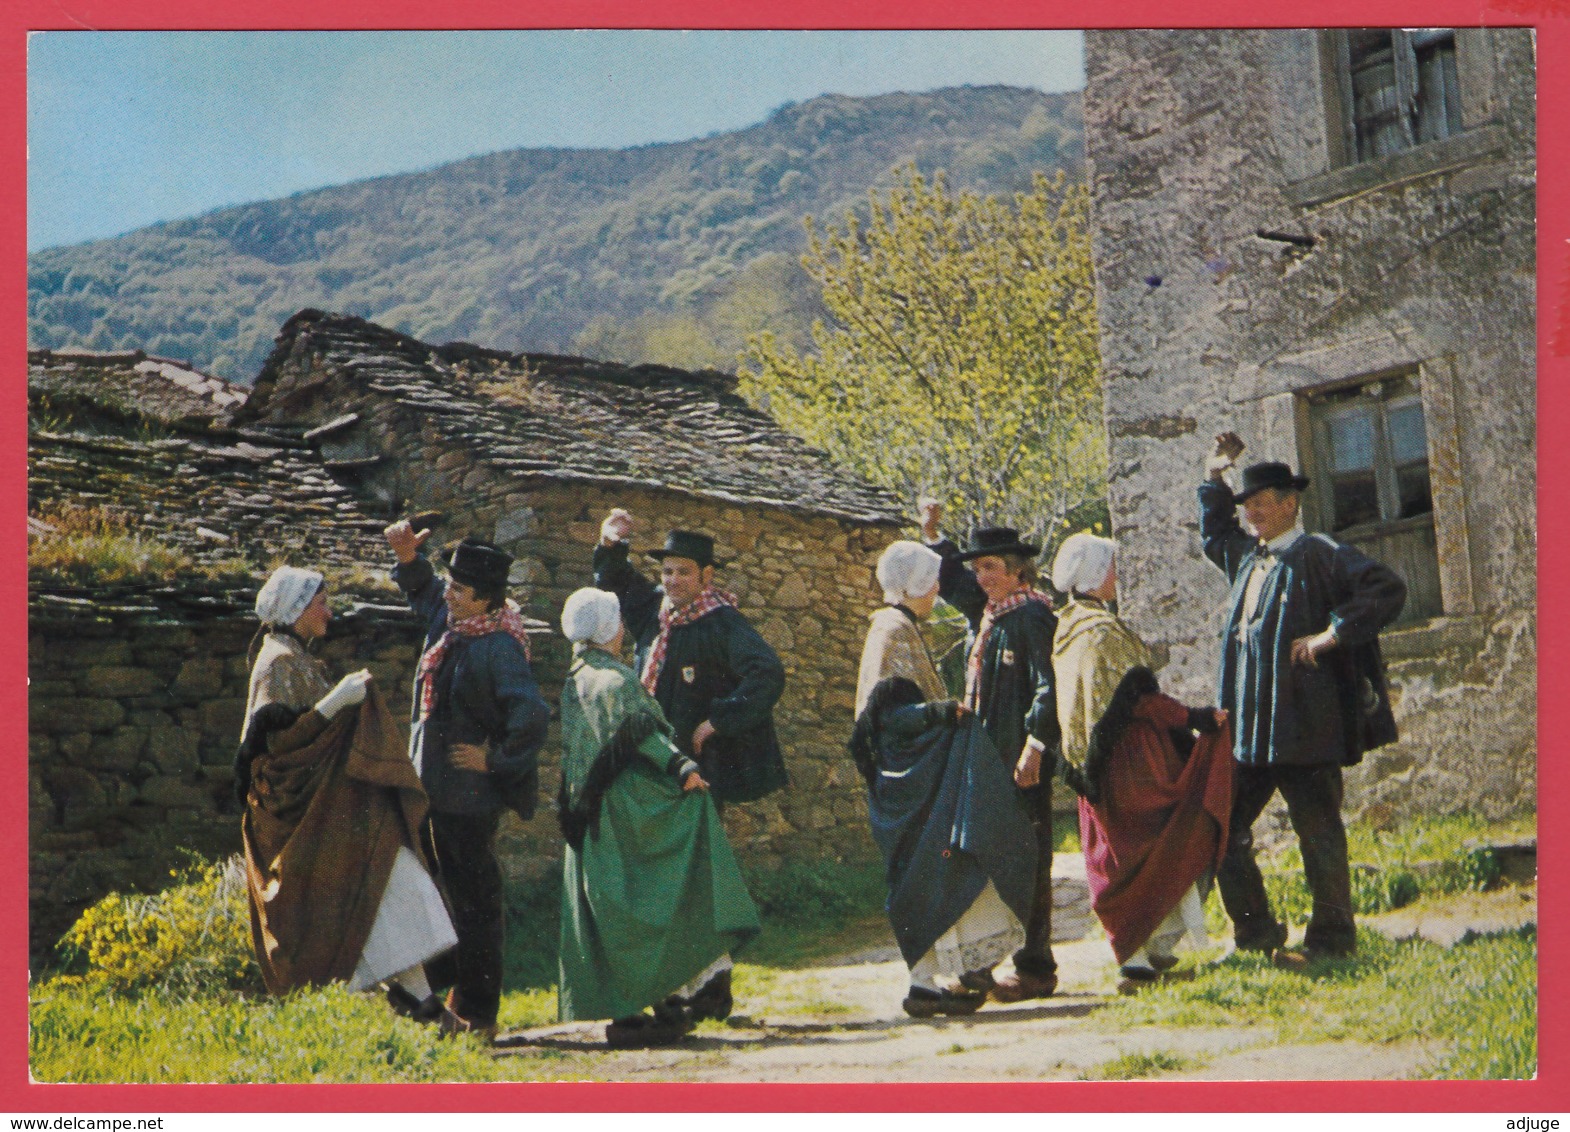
top-left (555, 587), bottom-right (759, 1048)
top-left (850, 542), bottom-right (1036, 1018)
top-left (1049, 533), bottom-right (1234, 991)
top-left (237, 565), bottom-right (458, 1022)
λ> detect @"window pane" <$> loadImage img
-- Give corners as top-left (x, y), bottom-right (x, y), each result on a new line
top-left (1331, 471), bottom-right (1381, 529)
top-left (1396, 463), bottom-right (1433, 518)
top-left (1386, 401), bottom-right (1429, 464)
top-left (1328, 410), bottom-right (1377, 471)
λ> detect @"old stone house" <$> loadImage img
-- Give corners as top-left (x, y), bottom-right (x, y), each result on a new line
top-left (1080, 29), bottom-right (1536, 819)
top-left (28, 315), bottom-right (907, 960)
top-left (27, 349), bottom-right (432, 960)
top-left (229, 309), bottom-right (905, 869)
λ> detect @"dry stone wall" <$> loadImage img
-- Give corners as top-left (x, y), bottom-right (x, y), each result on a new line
top-left (28, 598), bottom-right (422, 962)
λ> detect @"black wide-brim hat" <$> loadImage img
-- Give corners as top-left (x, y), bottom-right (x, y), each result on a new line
top-left (447, 536), bottom-right (513, 590)
top-left (1234, 461), bottom-right (1311, 504)
top-left (646, 529), bottom-right (721, 568)
top-left (955, 526), bottom-right (1042, 562)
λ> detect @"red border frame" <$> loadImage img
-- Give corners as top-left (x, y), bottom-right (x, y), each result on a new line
top-left (7, 0), bottom-right (1563, 1113)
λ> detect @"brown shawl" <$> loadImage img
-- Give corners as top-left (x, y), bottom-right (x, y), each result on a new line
top-left (242, 683), bottom-right (429, 994)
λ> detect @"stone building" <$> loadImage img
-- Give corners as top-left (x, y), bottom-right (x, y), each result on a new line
top-left (229, 309), bottom-right (906, 870)
top-left (27, 349), bottom-right (430, 961)
top-left (1081, 29), bottom-right (1536, 818)
top-left (29, 311), bottom-right (912, 958)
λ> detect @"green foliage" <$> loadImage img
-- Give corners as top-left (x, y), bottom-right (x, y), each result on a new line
top-left (740, 165), bottom-right (1105, 541)
top-left (502, 869), bottom-right (566, 992)
top-left (50, 855), bottom-right (261, 997)
top-left (1086, 1049), bottom-right (1194, 1080)
top-left (29, 88), bottom-right (1084, 380)
top-left (744, 857), bottom-right (886, 924)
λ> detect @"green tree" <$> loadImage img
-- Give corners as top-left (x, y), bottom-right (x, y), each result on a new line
top-left (740, 166), bottom-right (1105, 542)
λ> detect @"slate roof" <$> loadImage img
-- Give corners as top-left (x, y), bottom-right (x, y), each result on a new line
top-left (240, 310), bottom-right (904, 526)
top-left (27, 426), bottom-right (406, 614)
top-left (30, 349), bottom-right (247, 425)
top-left (27, 351), bottom-right (402, 615)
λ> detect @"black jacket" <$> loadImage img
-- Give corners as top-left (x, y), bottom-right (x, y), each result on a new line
top-left (593, 541), bottom-right (787, 803)
top-left (395, 555), bottom-right (551, 816)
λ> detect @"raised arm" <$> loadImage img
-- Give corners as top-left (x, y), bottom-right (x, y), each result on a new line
top-left (386, 520), bottom-right (447, 628)
top-left (919, 497), bottom-right (986, 628)
top-left (1199, 431), bottom-right (1256, 583)
top-left (592, 509), bottom-right (662, 644)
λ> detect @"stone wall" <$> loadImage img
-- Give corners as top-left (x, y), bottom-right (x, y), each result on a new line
top-left (28, 598), bottom-right (422, 963)
top-left (1081, 29), bottom-right (1536, 822)
top-left (394, 458), bottom-right (896, 876)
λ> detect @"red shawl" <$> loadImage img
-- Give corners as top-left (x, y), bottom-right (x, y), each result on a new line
top-left (1077, 693), bottom-right (1233, 964)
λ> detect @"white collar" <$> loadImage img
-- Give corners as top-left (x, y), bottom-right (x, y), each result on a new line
top-left (1264, 525), bottom-right (1306, 553)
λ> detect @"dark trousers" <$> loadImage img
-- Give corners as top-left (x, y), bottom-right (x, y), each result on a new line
top-left (1217, 763), bottom-right (1356, 955)
top-left (425, 809), bottom-right (505, 1026)
top-left (1013, 781), bottom-right (1058, 978)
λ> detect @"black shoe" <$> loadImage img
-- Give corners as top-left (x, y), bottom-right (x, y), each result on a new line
top-left (903, 985), bottom-right (986, 1018)
top-left (1234, 920), bottom-right (1289, 954)
top-left (386, 985), bottom-right (446, 1024)
top-left (686, 968), bottom-right (733, 1022)
top-left (1116, 966), bottom-right (1161, 995)
top-left (605, 1012), bottom-right (693, 1048)
top-left (958, 967), bottom-right (996, 993)
top-left (1273, 944), bottom-right (1355, 971)
top-left (1149, 954), bottom-right (1180, 973)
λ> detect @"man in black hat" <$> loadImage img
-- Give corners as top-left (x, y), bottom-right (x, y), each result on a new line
top-left (922, 504), bottom-right (1062, 1002)
top-left (385, 520), bottom-right (551, 1038)
top-left (1200, 432), bottom-right (1406, 965)
top-left (590, 508), bottom-right (787, 1019)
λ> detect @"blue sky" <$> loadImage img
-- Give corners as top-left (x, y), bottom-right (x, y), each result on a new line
top-left (26, 30), bottom-right (1084, 252)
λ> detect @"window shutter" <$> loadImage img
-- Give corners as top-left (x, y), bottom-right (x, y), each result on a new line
top-left (1392, 30), bottom-right (1420, 148)
top-left (1330, 30), bottom-right (1359, 164)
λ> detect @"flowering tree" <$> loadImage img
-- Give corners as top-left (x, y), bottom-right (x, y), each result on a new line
top-left (741, 166), bottom-right (1105, 541)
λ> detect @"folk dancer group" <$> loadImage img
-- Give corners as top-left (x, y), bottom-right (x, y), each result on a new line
top-left (235, 431), bottom-right (1406, 1042)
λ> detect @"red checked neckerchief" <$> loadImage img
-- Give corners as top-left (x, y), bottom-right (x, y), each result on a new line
top-left (964, 588), bottom-right (1053, 710)
top-left (641, 588), bottom-right (738, 695)
top-left (417, 602), bottom-right (533, 721)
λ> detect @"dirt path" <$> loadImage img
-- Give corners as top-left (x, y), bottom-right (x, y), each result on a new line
top-left (493, 885), bottom-right (1534, 1082)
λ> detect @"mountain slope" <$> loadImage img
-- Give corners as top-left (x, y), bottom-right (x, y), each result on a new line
top-left (28, 85), bottom-right (1081, 380)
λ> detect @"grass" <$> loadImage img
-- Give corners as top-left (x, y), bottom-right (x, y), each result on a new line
top-left (1106, 924), bottom-right (1536, 1079)
top-left (28, 813), bottom-right (1536, 1082)
top-left (1201, 810), bottom-right (1535, 936)
top-left (29, 503), bottom-right (194, 586)
top-left (28, 501), bottom-right (255, 587)
top-left (1083, 1049), bottom-right (1195, 1080)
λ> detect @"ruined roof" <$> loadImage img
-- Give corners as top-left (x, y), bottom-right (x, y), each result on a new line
top-left (240, 310), bottom-right (904, 526)
top-left (30, 349), bottom-right (248, 425)
top-left (26, 348), bottom-right (399, 615)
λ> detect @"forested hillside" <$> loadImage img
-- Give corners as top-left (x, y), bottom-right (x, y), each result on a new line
top-left (28, 85), bottom-right (1081, 380)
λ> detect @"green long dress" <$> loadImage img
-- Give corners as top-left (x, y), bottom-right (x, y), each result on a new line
top-left (557, 646), bottom-right (760, 1022)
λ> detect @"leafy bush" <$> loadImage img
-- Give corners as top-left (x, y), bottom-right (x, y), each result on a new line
top-left (744, 857), bottom-right (885, 925)
top-left (50, 855), bottom-right (261, 997)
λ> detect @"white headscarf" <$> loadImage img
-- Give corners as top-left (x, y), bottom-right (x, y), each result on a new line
top-left (1051, 532), bottom-right (1117, 595)
top-left (876, 540), bottom-right (943, 605)
top-left (561, 587), bottom-right (622, 646)
top-left (255, 566), bottom-right (324, 628)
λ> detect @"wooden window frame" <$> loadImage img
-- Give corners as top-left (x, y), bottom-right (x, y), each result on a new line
top-left (1321, 28), bottom-right (1464, 169)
